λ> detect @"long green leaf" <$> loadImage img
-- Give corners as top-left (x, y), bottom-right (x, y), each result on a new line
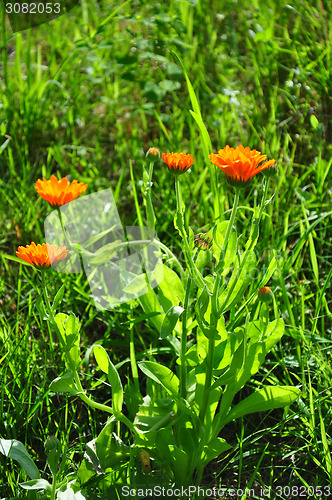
top-left (223, 386), bottom-right (301, 425)
top-left (94, 345), bottom-right (123, 414)
top-left (139, 361), bottom-right (179, 397)
top-left (0, 439), bottom-right (40, 480)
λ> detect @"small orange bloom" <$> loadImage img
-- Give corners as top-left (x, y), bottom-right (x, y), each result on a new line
top-left (209, 145), bottom-right (275, 187)
top-left (16, 242), bottom-right (69, 268)
top-left (35, 175), bottom-right (88, 207)
top-left (161, 152), bottom-right (194, 175)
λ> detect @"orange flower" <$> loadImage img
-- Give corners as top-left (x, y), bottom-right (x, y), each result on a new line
top-left (35, 175), bottom-right (88, 207)
top-left (161, 152), bottom-right (194, 175)
top-left (16, 242), bottom-right (69, 268)
top-left (209, 145), bottom-right (275, 187)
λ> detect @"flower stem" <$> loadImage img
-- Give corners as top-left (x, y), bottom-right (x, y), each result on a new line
top-left (50, 473), bottom-right (57, 500)
top-left (180, 273), bottom-right (192, 399)
top-left (198, 189), bottom-right (240, 425)
top-left (174, 176), bottom-right (206, 289)
top-left (129, 304), bottom-right (140, 393)
top-left (222, 190), bottom-right (240, 261)
top-left (144, 161), bottom-right (156, 231)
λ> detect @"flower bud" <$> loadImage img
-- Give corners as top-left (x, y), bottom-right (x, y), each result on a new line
top-left (194, 233), bottom-right (213, 251)
top-left (262, 162), bottom-right (278, 178)
top-left (258, 286), bottom-right (273, 303)
top-left (146, 147), bottom-right (160, 162)
top-left (44, 436), bottom-right (61, 475)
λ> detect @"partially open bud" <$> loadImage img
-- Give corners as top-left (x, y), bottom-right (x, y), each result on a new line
top-left (262, 162), bottom-right (278, 178)
top-left (146, 147), bottom-right (161, 162)
top-left (194, 233), bottom-right (213, 251)
top-left (258, 286), bottom-right (273, 303)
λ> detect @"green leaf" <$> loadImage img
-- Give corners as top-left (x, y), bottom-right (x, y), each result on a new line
top-left (223, 386), bottom-right (301, 425)
top-left (160, 306), bottom-right (184, 339)
top-left (107, 359), bottom-right (124, 415)
top-left (36, 296), bottom-right (48, 320)
top-left (201, 438), bottom-right (232, 468)
top-left (189, 110), bottom-right (213, 158)
top-left (134, 397), bottom-right (175, 445)
top-left (94, 344), bottom-right (109, 374)
top-left (259, 250), bottom-right (278, 286)
top-left (214, 330), bottom-right (242, 371)
top-left (55, 312), bottom-right (81, 366)
top-left (52, 284), bottom-right (65, 312)
top-left (263, 318), bottom-right (285, 352)
top-left (2, 254), bottom-right (35, 267)
top-left (139, 361), bottom-right (179, 397)
top-left (174, 211), bottom-right (187, 237)
top-left (95, 420), bottom-right (130, 470)
top-left (158, 264), bottom-right (185, 313)
top-left (20, 479), bottom-right (52, 491)
top-left (195, 287), bottom-right (210, 325)
top-left (231, 341), bottom-right (266, 390)
top-left (310, 114), bottom-right (319, 130)
top-left (0, 439), bottom-right (40, 480)
top-left (200, 325), bottom-right (221, 340)
top-left (86, 239), bottom-right (124, 265)
top-left (138, 288), bottom-right (165, 332)
top-left (123, 273), bottom-right (148, 294)
top-left (49, 372), bottom-right (79, 395)
top-left (94, 345), bottom-right (123, 414)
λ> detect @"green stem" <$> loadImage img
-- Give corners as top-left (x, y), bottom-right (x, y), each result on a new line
top-left (198, 189), bottom-right (240, 425)
top-left (211, 179), bottom-right (271, 437)
top-left (174, 176), bottom-right (206, 289)
top-left (50, 473), bottom-right (57, 500)
top-left (129, 305), bottom-right (140, 393)
top-left (180, 273), bottom-right (192, 399)
top-left (222, 190), bottom-right (240, 261)
top-left (144, 161), bottom-right (156, 230)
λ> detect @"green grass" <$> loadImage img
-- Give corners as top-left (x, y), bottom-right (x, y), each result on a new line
top-left (0, 0), bottom-right (331, 497)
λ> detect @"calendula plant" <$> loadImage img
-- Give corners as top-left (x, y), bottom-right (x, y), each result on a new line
top-left (7, 146), bottom-right (300, 499)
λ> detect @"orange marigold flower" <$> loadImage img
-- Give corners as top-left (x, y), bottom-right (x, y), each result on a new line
top-left (161, 152), bottom-right (194, 175)
top-left (35, 175), bottom-right (88, 207)
top-left (16, 242), bottom-right (69, 268)
top-left (209, 145), bottom-right (275, 188)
